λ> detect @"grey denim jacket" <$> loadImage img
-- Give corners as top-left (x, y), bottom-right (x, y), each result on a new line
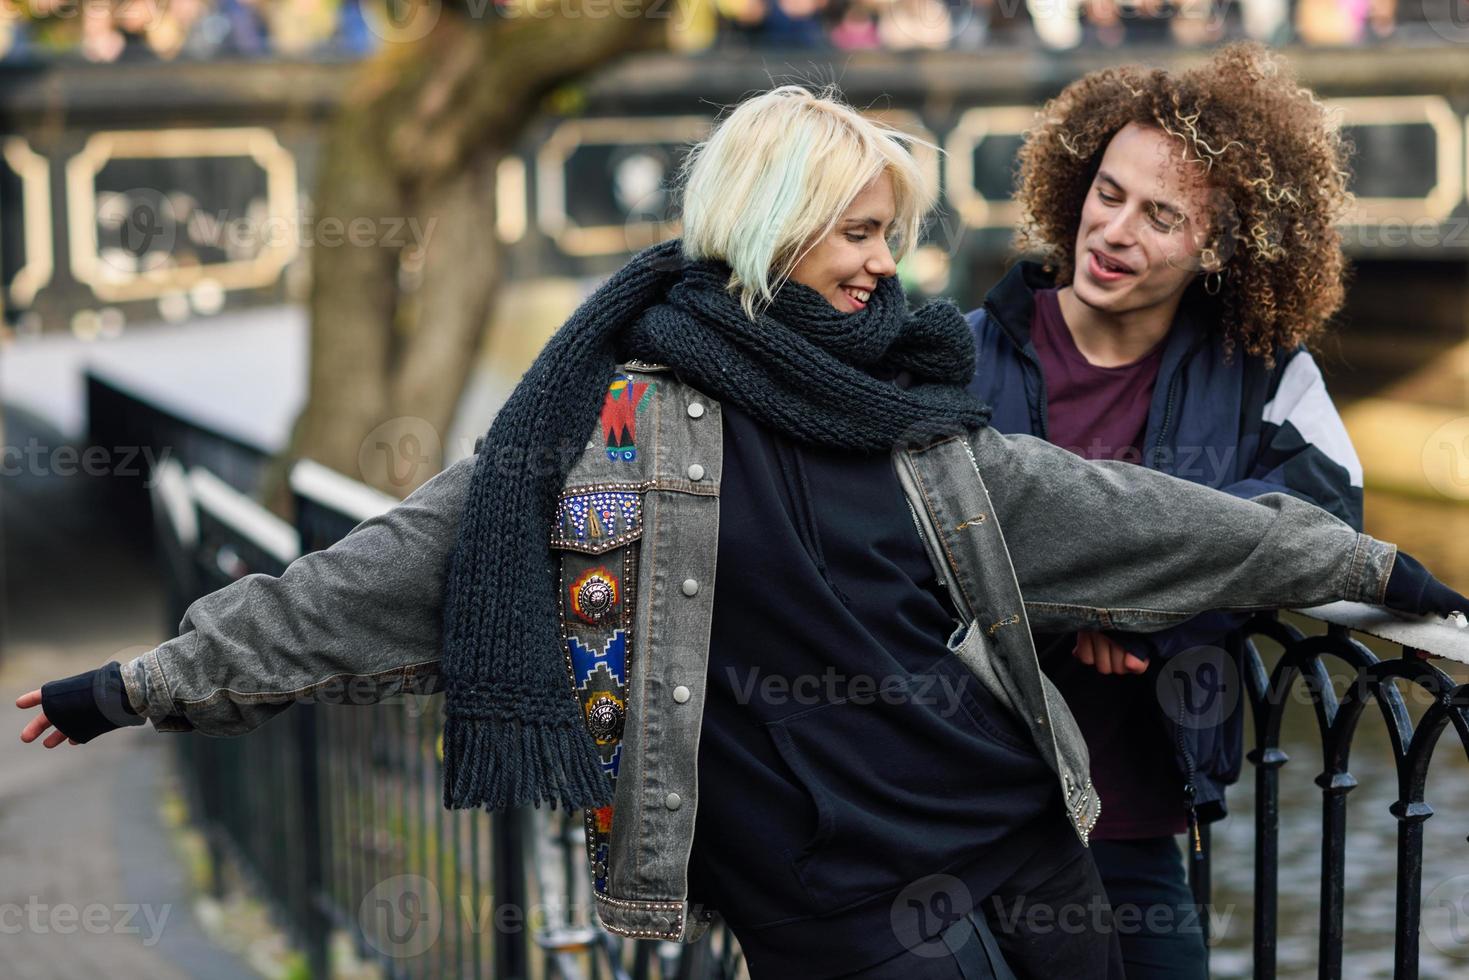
top-left (121, 361), bottom-right (1397, 944)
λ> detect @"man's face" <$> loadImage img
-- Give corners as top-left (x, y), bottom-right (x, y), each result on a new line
top-left (1070, 121), bottom-right (1220, 317)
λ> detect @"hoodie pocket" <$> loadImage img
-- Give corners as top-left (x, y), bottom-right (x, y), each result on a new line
top-left (761, 652), bottom-right (1053, 912)
top-left (929, 648), bottom-right (1036, 755)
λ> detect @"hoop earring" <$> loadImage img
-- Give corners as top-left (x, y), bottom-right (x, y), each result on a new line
top-left (1203, 270), bottom-right (1223, 296)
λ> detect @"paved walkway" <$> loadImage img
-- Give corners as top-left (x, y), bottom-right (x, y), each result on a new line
top-left (0, 407), bottom-right (258, 980)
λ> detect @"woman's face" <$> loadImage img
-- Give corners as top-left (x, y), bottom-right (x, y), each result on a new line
top-left (788, 173), bottom-right (899, 313)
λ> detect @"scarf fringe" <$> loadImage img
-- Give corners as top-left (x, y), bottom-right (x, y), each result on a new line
top-left (442, 712), bottom-right (613, 812)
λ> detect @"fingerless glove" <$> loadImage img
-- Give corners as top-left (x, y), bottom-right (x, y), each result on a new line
top-left (40, 660), bottom-right (145, 744)
top-left (1384, 551), bottom-right (1469, 618)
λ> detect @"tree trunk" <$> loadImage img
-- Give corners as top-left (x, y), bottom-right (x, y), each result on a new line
top-left (263, 3), bottom-right (666, 512)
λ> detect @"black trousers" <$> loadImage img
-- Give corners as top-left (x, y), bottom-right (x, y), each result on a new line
top-left (1091, 836), bottom-right (1209, 980)
top-left (837, 843), bottom-right (1125, 980)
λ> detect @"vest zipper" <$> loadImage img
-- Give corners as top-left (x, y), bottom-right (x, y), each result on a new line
top-left (983, 300), bottom-right (1050, 441)
top-left (1145, 333), bottom-right (1208, 466)
top-left (1176, 686), bottom-right (1203, 859)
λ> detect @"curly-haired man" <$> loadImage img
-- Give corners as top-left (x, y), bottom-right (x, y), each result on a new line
top-left (966, 43), bottom-right (1362, 979)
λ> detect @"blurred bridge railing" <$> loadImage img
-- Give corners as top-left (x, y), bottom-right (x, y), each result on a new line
top-left (5, 45), bottom-right (1469, 335)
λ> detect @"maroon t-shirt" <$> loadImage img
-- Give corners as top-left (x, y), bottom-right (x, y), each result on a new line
top-left (1030, 287), bottom-right (1188, 839)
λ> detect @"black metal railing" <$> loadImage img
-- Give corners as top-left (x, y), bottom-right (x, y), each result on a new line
top-left (149, 451), bottom-right (1469, 978)
top-left (1216, 613), bottom-right (1469, 980)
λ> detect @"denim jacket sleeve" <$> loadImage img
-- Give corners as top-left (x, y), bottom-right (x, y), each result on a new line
top-left (120, 455), bottom-right (475, 736)
top-left (1110, 347), bottom-right (1366, 659)
top-left (965, 426), bottom-right (1397, 634)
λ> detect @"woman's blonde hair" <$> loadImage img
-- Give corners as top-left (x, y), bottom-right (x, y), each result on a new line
top-left (679, 84), bottom-right (938, 319)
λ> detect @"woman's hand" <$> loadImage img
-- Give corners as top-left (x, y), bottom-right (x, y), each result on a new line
top-left (1072, 630), bottom-right (1149, 675)
top-left (15, 689), bottom-right (79, 747)
top-left (1384, 551), bottom-right (1469, 620)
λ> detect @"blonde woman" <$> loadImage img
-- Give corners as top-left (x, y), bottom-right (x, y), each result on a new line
top-left (20, 86), bottom-right (1460, 979)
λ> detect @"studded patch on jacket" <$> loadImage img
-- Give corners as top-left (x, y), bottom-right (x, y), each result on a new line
top-left (557, 537), bottom-right (640, 896)
top-left (569, 566), bottom-right (620, 625)
top-left (566, 630), bottom-right (629, 773)
top-left (552, 490), bottom-right (642, 552)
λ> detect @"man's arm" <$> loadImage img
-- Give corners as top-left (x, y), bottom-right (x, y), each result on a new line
top-left (965, 425), bottom-right (1395, 634)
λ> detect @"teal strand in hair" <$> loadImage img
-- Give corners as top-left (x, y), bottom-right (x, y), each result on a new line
top-left (727, 128), bottom-right (815, 308)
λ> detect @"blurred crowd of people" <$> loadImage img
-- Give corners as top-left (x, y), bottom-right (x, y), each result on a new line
top-left (715, 0), bottom-right (1405, 51)
top-left (0, 0), bottom-right (1419, 64)
top-left (0, 0), bottom-right (379, 63)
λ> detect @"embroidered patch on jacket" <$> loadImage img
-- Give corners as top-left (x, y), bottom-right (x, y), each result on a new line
top-left (566, 630), bottom-right (628, 776)
top-left (569, 566), bottom-right (620, 625)
top-left (601, 375), bottom-right (653, 462)
top-left (553, 490), bottom-right (642, 550)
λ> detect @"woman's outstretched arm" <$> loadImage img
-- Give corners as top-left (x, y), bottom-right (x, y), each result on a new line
top-left (18, 453), bottom-right (477, 745)
top-left (964, 426), bottom-right (1461, 631)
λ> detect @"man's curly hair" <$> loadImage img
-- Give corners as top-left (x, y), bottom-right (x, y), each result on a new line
top-left (1013, 42), bottom-right (1354, 362)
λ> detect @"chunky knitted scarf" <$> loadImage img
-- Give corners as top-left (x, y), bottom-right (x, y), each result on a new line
top-left (441, 238), bottom-right (991, 812)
